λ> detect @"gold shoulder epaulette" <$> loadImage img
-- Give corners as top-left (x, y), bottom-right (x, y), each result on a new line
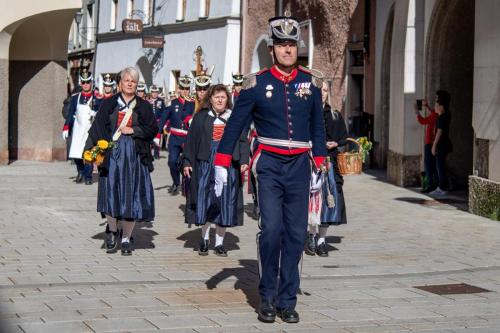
top-left (241, 68), bottom-right (267, 90)
top-left (299, 66), bottom-right (324, 88)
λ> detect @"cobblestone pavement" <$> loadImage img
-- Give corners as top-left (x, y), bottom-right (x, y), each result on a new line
top-left (1, 157), bottom-right (500, 333)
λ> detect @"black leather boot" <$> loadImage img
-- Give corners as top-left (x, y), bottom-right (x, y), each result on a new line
top-left (75, 173), bottom-right (83, 183)
top-left (277, 308), bottom-right (299, 323)
top-left (305, 233), bottom-right (316, 256)
top-left (257, 300), bottom-right (276, 323)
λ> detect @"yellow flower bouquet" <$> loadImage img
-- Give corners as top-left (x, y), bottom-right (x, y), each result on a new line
top-left (83, 140), bottom-right (115, 166)
top-left (356, 136), bottom-right (373, 163)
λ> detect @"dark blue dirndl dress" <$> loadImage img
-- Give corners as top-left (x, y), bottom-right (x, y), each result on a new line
top-left (320, 158), bottom-right (347, 225)
top-left (196, 140), bottom-right (239, 227)
top-left (97, 135), bottom-right (155, 222)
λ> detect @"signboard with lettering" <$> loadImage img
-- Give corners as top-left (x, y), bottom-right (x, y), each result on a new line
top-left (142, 36), bottom-right (164, 48)
top-left (122, 19), bottom-right (143, 34)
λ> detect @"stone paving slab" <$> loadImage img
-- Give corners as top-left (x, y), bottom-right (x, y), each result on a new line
top-left (1, 159), bottom-right (500, 332)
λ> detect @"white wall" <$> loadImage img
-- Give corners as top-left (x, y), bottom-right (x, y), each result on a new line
top-left (473, 0), bottom-right (500, 181)
top-left (95, 22), bottom-right (240, 90)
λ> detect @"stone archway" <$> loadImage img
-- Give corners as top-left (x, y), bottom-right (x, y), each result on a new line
top-left (375, 4), bottom-right (395, 169)
top-left (251, 35), bottom-right (273, 73)
top-left (425, 0), bottom-right (475, 190)
top-left (6, 9), bottom-right (76, 162)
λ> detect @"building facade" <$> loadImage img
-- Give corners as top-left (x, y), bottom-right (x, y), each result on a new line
top-left (241, 0), bottom-right (374, 147)
top-left (94, 0), bottom-right (241, 92)
top-left (67, 0), bottom-right (98, 92)
top-left (0, 0), bottom-right (81, 164)
top-left (373, 0), bottom-right (500, 218)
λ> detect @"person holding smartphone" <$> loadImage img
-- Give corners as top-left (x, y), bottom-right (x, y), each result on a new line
top-left (415, 96), bottom-right (438, 193)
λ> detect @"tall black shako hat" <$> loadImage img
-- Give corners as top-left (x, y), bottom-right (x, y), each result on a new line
top-left (103, 73), bottom-right (115, 86)
top-left (178, 75), bottom-right (192, 89)
top-left (79, 68), bottom-right (93, 84)
top-left (267, 13), bottom-right (300, 46)
top-left (232, 73), bottom-right (244, 85)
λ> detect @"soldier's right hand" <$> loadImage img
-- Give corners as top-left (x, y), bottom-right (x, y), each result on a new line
top-left (62, 130), bottom-right (69, 140)
top-left (153, 137), bottom-right (161, 147)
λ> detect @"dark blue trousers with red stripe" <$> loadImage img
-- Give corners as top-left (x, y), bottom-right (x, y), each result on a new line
top-left (256, 150), bottom-right (311, 310)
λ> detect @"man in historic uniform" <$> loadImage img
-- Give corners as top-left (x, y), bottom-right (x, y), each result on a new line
top-left (102, 73), bottom-right (116, 99)
top-left (214, 15), bottom-right (327, 323)
top-left (231, 72), bottom-right (244, 105)
top-left (62, 69), bottom-right (100, 185)
top-left (149, 84), bottom-right (167, 160)
top-left (194, 71), bottom-right (211, 113)
top-left (154, 75), bottom-right (194, 195)
top-left (136, 81), bottom-right (147, 99)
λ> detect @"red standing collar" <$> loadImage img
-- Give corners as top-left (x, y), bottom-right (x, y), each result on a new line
top-left (270, 65), bottom-right (298, 83)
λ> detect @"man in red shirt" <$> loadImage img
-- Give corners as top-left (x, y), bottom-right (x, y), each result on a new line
top-left (415, 98), bottom-right (438, 192)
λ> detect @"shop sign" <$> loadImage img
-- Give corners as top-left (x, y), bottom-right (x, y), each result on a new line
top-left (122, 19), bottom-right (143, 34)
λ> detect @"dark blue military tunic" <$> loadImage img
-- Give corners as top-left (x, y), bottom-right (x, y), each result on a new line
top-left (156, 97), bottom-right (195, 186)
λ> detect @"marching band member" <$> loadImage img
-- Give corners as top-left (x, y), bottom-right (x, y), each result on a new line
top-left (306, 81), bottom-right (348, 257)
top-left (149, 84), bottom-right (167, 160)
top-left (154, 75), bottom-right (195, 195)
top-left (182, 84), bottom-right (249, 256)
top-left (85, 67), bottom-right (157, 256)
top-left (213, 14), bottom-right (326, 323)
top-left (62, 68), bottom-right (99, 185)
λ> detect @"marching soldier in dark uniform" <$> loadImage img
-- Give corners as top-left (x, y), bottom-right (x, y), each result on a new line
top-left (149, 84), bottom-right (167, 160)
top-left (102, 74), bottom-right (116, 99)
top-left (231, 72), bottom-right (244, 105)
top-left (136, 81), bottom-right (147, 99)
top-left (154, 75), bottom-right (195, 195)
top-left (62, 69), bottom-right (100, 185)
top-left (214, 15), bottom-right (327, 323)
top-left (194, 72), bottom-right (211, 113)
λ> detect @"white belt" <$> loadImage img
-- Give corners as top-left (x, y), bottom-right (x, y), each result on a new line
top-left (257, 136), bottom-right (311, 148)
top-left (170, 128), bottom-right (188, 135)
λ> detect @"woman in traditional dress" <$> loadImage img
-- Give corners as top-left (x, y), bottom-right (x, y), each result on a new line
top-left (182, 84), bottom-right (249, 257)
top-left (85, 67), bottom-right (158, 256)
top-left (306, 81), bottom-right (348, 257)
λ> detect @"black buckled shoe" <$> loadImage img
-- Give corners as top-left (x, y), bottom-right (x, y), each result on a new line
top-left (214, 245), bottom-right (228, 257)
top-left (198, 240), bottom-right (209, 256)
top-left (85, 179), bottom-right (92, 185)
top-left (105, 228), bottom-right (119, 253)
top-left (167, 184), bottom-right (174, 193)
top-left (277, 308), bottom-right (299, 323)
top-left (75, 173), bottom-right (83, 183)
top-left (305, 233), bottom-right (316, 256)
top-left (316, 242), bottom-right (329, 257)
top-left (257, 300), bottom-right (276, 323)
top-left (121, 241), bottom-right (132, 256)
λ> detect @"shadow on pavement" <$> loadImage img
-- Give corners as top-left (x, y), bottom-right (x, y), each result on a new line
top-left (91, 222), bottom-right (158, 250)
top-left (394, 196), bottom-right (468, 211)
top-left (177, 228), bottom-right (241, 251)
top-left (205, 259), bottom-right (260, 311)
top-left (243, 203), bottom-right (259, 221)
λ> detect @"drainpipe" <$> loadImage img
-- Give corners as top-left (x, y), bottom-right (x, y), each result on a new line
top-left (92, 0), bottom-right (100, 75)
